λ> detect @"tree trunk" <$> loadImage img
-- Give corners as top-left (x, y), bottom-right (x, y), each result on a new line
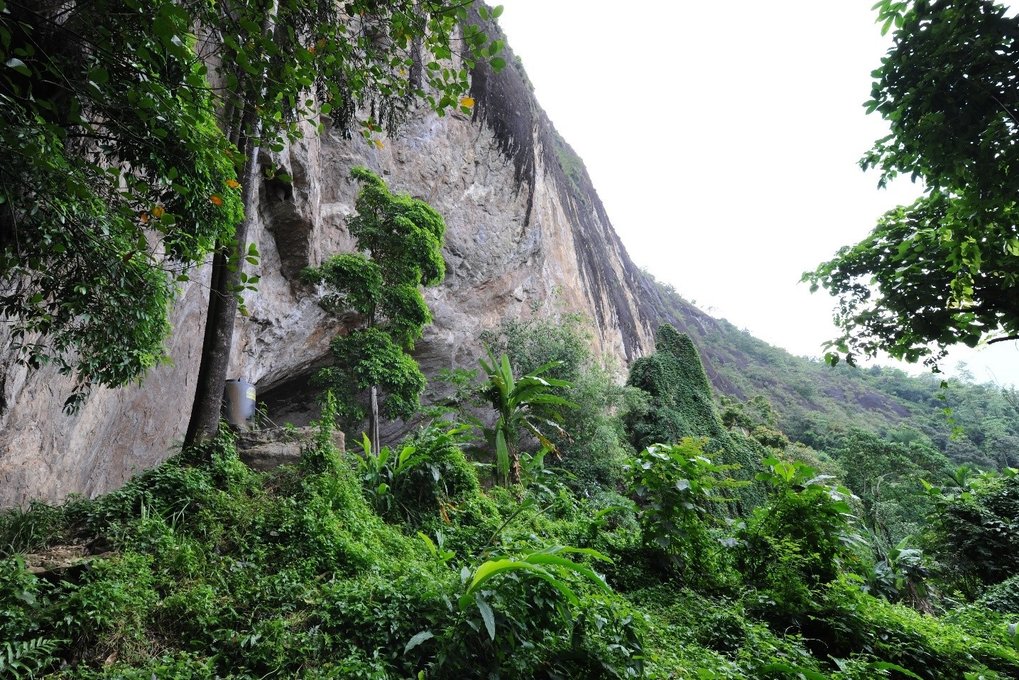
top-left (183, 0), bottom-right (278, 449)
top-left (183, 124), bottom-right (261, 448)
top-left (367, 305), bottom-right (380, 456)
top-left (369, 385), bottom-right (380, 456)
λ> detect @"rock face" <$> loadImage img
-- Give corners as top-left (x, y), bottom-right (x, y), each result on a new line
top-left (236, 427), bottom-right (346, 472)
top-left (0, 38), bottom-right (663, 507)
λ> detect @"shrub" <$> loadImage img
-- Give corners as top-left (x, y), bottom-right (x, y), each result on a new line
top-left (812, 577), bottom-right (1019, 679)
top-left (49, 652), bottom-right (216, 679)
top-left (0, 556), bottom-right (46, 642)
top-left (54, 551), bottom-right (159, 664)
top-left (627, 438), bottom-right (743, 585)
top-left (0, 501), bottom-right (70, 555)
top-left (480, 316), bottom-right (641, 493)
top-left (478, 350), bottom-right (576, 485)
top-left (978, 574), bottom-right (1019, 615)
top-left (351, 421), bottom-right (481, 524)
top-left (737, 458), bottom-right (864, 622)
top-left (923, 467), bottom-right (1019, 597)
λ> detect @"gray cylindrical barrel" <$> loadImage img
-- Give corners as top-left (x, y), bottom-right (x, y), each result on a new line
top-left (223, 379), bottom-right (257, 428)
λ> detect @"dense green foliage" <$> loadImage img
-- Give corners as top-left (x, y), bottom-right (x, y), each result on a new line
top-left (480, 316), bottom-right (641, 490)
top-left (738, 458), bottom-right (863, 612)
top-left (0, 428), bottom-right (649, 678)
top-left (4, 324), bottom-right (1017, 678)
top-left (923, 467), bottom-right (1019, 599)
top-left (0, 0), bottom-right (244, 404)
top-left (304, 167), bottom-right (446, 440)
top-left (628, 438), bottom-right (743, 584)
top-left (350, 420), bottom-right (478, 525)
top-left (805, 0), bottom-right (1019, 368)
top-left (625, 325), bottom-right (724, 451)
top-left (625, 324), bottom-right (766, 509)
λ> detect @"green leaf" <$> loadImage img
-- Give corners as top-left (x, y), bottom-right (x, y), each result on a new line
top-left (403, 630), bottom-right (433, 654)
top-left (544, 545), bottom-right (612, 563)
top-left (475, 594), bottom-right (496, 640)
top-left (5, 57), bottom-right (29, 76)
top-left (89, 67), bottom-right (109, 85)
top-left (461, 559), bottom-right (561, 604)
top-left (465, 558), bottom-right (518, 598)
top-left (523, 553), bottom-right (611, 593)
top-left (500, 353), bottom-right (514, 391)
top-left (397, 444), bottom-right (417, 467)
top-left (868, 662), bottom-right (924, 679)
top-left (417, 531), bottom-right (438, 557)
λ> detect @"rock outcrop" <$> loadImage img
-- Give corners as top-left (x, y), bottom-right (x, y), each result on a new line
top-left (236, 427), bottom-right (346, 472)
top-left (0, 35), bottom-right (662, 507)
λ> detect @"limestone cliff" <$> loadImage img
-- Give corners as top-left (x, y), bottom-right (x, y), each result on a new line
top-left (0, 35), bottom-right (662, 507)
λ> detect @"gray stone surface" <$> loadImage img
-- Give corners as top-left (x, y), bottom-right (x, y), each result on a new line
top-left (236, 427), bottom-right (345, 472)
top-left (0, 50), bottom-right (660, 507)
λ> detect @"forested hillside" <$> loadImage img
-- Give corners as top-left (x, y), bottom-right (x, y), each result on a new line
top-left (651, 276), bottom-right (1019, 470)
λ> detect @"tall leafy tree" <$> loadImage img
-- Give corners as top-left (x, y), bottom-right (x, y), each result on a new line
top-left (0, 0), bottom-right (244, 410)
top-left (302, 167), bottom-right (445, 453)
top-left (806, 0), bottom-right (1019, 368)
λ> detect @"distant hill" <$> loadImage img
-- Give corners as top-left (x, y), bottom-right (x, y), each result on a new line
top-left (647, 274), bottom-right (1019, 469)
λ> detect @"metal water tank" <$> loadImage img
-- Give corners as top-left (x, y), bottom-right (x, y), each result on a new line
top-left (223, 379), bottom-right (257, 428)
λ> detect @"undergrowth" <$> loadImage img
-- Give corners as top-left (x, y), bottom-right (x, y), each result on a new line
top-left (1, 329), bottom-right (1017, 678)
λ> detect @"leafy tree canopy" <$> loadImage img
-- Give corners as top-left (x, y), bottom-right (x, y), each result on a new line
top-left (805, 0), bottom-right (1019, 368)
top-left (319, 327), bottom-right (427, 423)
top-left (0, 0), bottom-right (244, 399)
top-left (303, 167), bottom-right (446, 441)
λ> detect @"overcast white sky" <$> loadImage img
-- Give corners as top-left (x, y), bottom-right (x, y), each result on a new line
top-left (496, 0), bottom-right (1019, 387)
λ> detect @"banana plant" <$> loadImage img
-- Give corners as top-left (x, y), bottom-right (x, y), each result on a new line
top-left (478, 351), bottom-right (577, 485)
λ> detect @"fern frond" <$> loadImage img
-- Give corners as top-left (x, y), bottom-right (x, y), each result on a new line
top-left (0, 637), bottom-right (62, 679)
